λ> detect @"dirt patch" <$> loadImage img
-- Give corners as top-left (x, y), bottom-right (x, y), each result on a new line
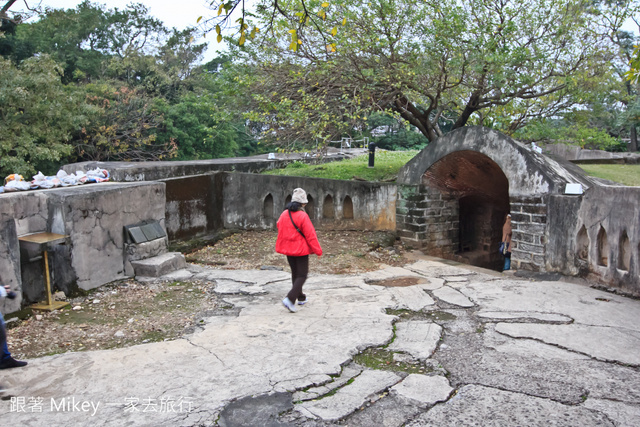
top-left (185, 230), bottom-right (407, 274)
top-left (368, 277), bottom-right (429, 287)
top-left (7, 280), bottom-right (219, 359)
top-left (6, 230), bottom-right (410, 360)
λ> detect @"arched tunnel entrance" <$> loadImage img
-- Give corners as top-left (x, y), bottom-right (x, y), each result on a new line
top-left (422, 151), bottom-right (510, 271)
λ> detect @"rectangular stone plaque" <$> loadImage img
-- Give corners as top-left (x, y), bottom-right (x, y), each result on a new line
top-left (127, 227), bottom-right (147, 244)
top-left (140, 224), bottom-right (161, 241)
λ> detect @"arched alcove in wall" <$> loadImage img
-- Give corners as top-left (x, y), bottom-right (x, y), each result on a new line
top-left (576, 225), bottom-right (589, 261)
top-left (343, 196), bottom-right (354, 219)
top-left (597, 226), bottom-right (609, 267)
top-left (618, 231), bottom-right (630, 271)
top-left (323, 195), bottom-right (335, 218)
top-left (306, 195), bottom-right (315, 220)
top-left (263, 194), bottom-right (274, 221)
top-left (422, 150), bottom-right (510, 271)
top-left (285, 195), bottom-right (292, 207)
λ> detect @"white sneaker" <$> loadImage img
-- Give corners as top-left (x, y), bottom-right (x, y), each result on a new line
top-left (298, 298), bottom-right (308, 306)
top-left (282, 297), bottom-right (297, 313)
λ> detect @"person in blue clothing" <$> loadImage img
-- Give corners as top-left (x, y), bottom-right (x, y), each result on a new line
top-left (501, 214), bottom-right (512, 271)
top-left (0, 284), bottom-right (28, 370)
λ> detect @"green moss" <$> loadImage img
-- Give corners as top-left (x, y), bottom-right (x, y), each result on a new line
top-left (353, 348), bottom-right (430, 374)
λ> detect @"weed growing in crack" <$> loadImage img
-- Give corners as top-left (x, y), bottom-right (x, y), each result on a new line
top-left (353, 348), bottom-right (431, 374)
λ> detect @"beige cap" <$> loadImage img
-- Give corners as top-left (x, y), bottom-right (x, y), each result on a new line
top-left (291, 188), bottom-right (308, 204)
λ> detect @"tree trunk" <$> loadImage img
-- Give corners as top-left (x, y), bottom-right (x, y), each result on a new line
top-left (630, 124), bottom-right (638, 152)
top-left (451, 92), bottom-right (480, 130)
top-left (0, 0), bottom-right (18, 16)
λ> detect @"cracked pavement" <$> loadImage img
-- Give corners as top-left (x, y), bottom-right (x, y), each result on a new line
top-left (1, 255), bottom-right (640, 426)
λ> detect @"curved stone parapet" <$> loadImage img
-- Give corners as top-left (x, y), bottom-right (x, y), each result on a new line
top-left (397, 126), bottom-right (593, 197)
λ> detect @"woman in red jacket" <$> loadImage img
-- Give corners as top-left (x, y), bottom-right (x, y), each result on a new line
top-left (276, 188), bottom-right (323, 313)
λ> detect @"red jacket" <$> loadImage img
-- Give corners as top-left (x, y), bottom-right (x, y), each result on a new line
top-left (275, 209), bottom-right (323, 257)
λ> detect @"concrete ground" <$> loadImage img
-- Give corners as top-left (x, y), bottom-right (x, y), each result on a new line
top-left (1, 255), bottom-right (640, 426)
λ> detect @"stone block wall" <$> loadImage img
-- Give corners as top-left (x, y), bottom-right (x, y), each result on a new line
top-left (396, 185), bottom-right (459, 254)
top-left (509, 196), bottom-right (548, 272)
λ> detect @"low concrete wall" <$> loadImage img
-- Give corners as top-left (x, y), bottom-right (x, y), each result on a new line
top-left (547, 185), bottom-right (640, 294)
top-left (222, 173), bottom-right (396, 231)
top-left (62, 151), bottom-right (356, 182)
top-left (544, 144), bottom-right (640, 164)
top-left (63, 158), bottom-right (292, 182)
top-left (0, 182), bottom-right (167, 313)
top-left (162, 173), bottom-right (224, 241)
top-left (0, 217), bottom-right (21, 314)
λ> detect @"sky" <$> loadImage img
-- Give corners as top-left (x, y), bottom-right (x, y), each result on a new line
top-left (32, 0), bottom-right (238, 63)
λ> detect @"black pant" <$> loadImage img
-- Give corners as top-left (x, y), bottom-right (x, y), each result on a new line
top-left (286, 255), bottom-right (308, 303)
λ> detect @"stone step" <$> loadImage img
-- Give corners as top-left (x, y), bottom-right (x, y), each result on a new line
top-left (130, 252), bottom-right (186, 278)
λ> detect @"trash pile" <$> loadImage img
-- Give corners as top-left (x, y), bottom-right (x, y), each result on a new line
top-left (0, 169), bottom-right (110, 194)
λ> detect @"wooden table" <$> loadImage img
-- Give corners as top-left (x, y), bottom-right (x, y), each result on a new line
top-left (19, 232), bottom-right (70, 311)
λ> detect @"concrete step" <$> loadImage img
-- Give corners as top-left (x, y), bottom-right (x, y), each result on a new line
top-left (130, 252), bottom-right (186, 278)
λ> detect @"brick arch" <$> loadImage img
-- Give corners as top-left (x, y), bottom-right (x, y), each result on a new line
top-left (422, 151), bottom-right (510, 271)
top-left (397, 126), bottom-right (594, 272)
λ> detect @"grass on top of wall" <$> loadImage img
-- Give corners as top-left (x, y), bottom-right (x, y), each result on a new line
top-left (263, 150), bottom-right (419, 182)
top-left (578, 164), bottom-right (640, 187)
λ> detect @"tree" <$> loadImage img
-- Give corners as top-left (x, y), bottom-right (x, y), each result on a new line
top-left (0, 55), bottom-right (92, 177)
top-left (217, 0), bottom-right (625, 150)
top-left (73, 83), bottom-right (177, 162)
top-left (3, 2), bottom-right (168, 83)
top-left (601, 0), bottom-right (640, 151)
top-left (6, 1), bottom-right (109, 82)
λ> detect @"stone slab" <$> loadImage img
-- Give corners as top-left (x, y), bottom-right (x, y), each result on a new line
top-left (159, 268), bottom-right (194, 281)
top-left (217, 392), bottom-right (292, 427)
top-left (477, 311), bottom-right (572, 323)
top-left (202, 269), bottom-right (291, 287)
top-left (213, 279), bottom-right (266, 295)
top-left (442, 276), bottom-right (469, 283)
top-left (496, 323), bottom-right (640, 366)
top-left (416, 277), bottom-right (445, 291)
top-left (388, 320), bottom-right (442, 360)
top-left (388, 287), bottom-right (435, 311)
top-left (583, 398), bottom-right (640, 427)
top-left (462, 278), bottom-right (640, 330)
top-left (293, 365), bottom-right (363, 401)
top-left (363, 267), bottom-right (424, 284)
top-left (296, 370), bottom-right (401, 421)
top-left (130, 252), bottom-right (186, 278)
top-left (391, 374), bottom-right (452, 406)
top-left (405, 260), bottom-right (477, 278)
top-left (432, 286), bottom-right (474, 307)
top-left (341, 394), bottom-right (421, 427)
top-left (406, 385), bottom-right (614, 426)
